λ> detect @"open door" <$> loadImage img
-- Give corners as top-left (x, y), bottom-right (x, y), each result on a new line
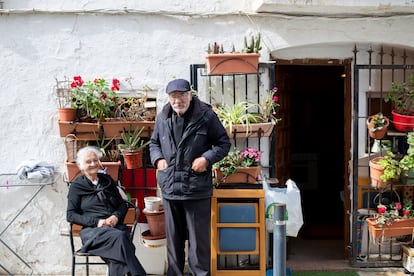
top-left (274, 59), bottom-right (352, 258)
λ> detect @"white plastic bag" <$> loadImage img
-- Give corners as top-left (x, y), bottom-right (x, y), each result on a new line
top-left (264, 179), bottom-right (303, 237)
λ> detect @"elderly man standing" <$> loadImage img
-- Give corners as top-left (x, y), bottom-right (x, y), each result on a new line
top-left (150, 78), bottom-right (231, 276)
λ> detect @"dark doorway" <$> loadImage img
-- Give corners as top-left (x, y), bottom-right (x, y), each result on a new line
top-left (275, 64), bottom-right (346, 240)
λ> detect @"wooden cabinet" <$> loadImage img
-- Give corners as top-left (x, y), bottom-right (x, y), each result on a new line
top-left (211, 189), bottom-right (266, 275)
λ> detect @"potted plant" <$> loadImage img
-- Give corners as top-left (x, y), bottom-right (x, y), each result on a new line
top-left (205, 33), bottom-right (261, 75)
top-left (70, 75), bottom-right (120, 122)
top-left (214, 101), bottom-right (262, 137)
top-left (64, 136), bottom-right (121, 183)
top-left (214, 87), bottom-right (281, 138)
top-left (385, 74), bottom-right (414, 131)
top-left (368, 151), bottom-right (401, 188)
top-left (101, 80), bottom-right (156, 139)
top-left (118, 125), bottom-right (151, 169)
top-left (213, 147), bottom-right (262, 185)
top-left (366, 112), bottom-right (390, 139)
top-left (55, 78), bottom-right (76, 122)
top-left (366, 199), bottom-right (414, 239)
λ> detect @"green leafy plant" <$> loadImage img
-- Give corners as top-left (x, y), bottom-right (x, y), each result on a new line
top-left (378, 151), bottom-right (401, 182)
top-left (214, 101), bottom-right (262, 134)
top-left (366, 112), bottom-right (387, 132)
top-left (70, 75), bottom-right (120, 121)
top-left (117, 125), bottom-right (151, 152)
top-left (385, 74), bottom-right (414, 115)
top-left (213, 147), bottom-right (262, 177)
top-left (399, 132), bottom-right (414, 177)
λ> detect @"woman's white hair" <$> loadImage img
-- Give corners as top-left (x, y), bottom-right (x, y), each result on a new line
top-left (76, 146), bottom-right (103, 171)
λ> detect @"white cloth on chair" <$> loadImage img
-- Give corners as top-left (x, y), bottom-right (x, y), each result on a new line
top-left (16, 159), bottom-right (55, 180)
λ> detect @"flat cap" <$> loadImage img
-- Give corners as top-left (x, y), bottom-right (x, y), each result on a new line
top-left (166, 79), bottom-right (190, 94)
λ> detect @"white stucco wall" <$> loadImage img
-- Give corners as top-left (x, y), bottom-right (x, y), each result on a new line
top-left (1, 1), bottom-right (414, 275)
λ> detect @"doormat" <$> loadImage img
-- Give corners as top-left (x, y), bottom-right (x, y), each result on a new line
top-left (292, 272), bottom-right (358, 276)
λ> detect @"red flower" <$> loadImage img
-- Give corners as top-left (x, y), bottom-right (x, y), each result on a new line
top-left (111, 78), bottom-right (120, 91)
top-left (377, 205), bottom-right (386, 214)
top-left (100, 92), bottom-right (107, 99)
top-left (70, 75), bottom-right (83, 88)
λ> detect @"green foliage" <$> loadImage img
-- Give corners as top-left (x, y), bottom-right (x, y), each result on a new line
top-left (385, 74), bottom-right (414, 114)
top-left (213, 149), bottom-right (241, 177)
top-left (367, 112), bottom-right (387, 131)
top-left (117, 125), bottom-right (150, 152)
top-left (214, 101), bottom-right (262, 134)
top-left (242, 33), bottom-right (261, 53)
top-left (378, 151), bottom-right (401, 182)
top-left (399, 132), bottom-right (414, 174)
top-left (71, 76), bottom-right (119, 121)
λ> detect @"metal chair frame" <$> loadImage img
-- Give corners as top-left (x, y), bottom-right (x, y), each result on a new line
top-left (69, 199), bottom-right (139, 276)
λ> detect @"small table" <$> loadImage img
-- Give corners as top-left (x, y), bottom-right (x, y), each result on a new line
top-left (0, 173), bottom-right (58, 276)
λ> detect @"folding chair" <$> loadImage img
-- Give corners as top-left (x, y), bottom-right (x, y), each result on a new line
top-left (69, 199), bottom-right (139, 276)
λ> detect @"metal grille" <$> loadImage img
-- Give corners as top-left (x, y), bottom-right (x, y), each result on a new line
top-left (352, 44), bottom-right (414, 267)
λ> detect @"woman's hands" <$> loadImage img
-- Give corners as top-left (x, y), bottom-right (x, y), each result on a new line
top-left (97, 215), bottom-right (119, 227)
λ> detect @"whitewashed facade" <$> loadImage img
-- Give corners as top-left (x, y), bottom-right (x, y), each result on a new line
top-left (1, 1), bottom-right (414, 274)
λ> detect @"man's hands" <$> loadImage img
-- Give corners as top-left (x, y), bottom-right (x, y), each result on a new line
top-left (156, 157), bottom-right (209, 173)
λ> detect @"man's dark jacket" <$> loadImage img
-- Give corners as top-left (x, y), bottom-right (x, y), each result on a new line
top-left (149, 96), bottom-right (231, 200)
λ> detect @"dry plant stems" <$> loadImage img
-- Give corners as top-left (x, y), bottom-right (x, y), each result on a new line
top-left (55, 77), bottom-right (73, 108)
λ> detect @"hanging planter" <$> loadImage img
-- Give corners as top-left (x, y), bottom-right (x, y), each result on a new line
top-left (205, 53), bottom-right (260, 75)
top-left (226, 121), bottom-right (275, 139)
top-left (102, 119), bottom-right (154, 139)
top-left (366, 217), bottom-right (414, 239)
top-left (366, 113), bottom-right (390, 139)
top-left (214, 166), bottom-right (261, 185)
top-left (205, 33), bottom-right (262, 75)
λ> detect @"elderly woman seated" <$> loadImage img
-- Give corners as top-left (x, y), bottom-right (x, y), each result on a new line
top-left (67, 146), bottom-right (146, 276)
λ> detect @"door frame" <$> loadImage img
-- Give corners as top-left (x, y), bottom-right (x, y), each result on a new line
top-left (274, 58), bottom-right (352, 257)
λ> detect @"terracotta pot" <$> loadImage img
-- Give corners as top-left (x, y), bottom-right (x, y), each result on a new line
top-left (205, 53), bottom-right (260, 75)
top-left (143, 209), bottom-right (166, 237)
top-left (102, 119), bottom-right (155, 139)
top-left (122, 149), bottom-right (144, 169)
top-left (58, 107), bottom-right (77, 122)
top-left (366, 217), bottom-right (414, 239)
top-left (214, 166), bottom-right (261, 185)
top-left (366, 115), bottom-right (390, 139)
top-left (368, 157), bottom-right (387, 188)
top-left (392, 110), bottom-right (414, 132)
